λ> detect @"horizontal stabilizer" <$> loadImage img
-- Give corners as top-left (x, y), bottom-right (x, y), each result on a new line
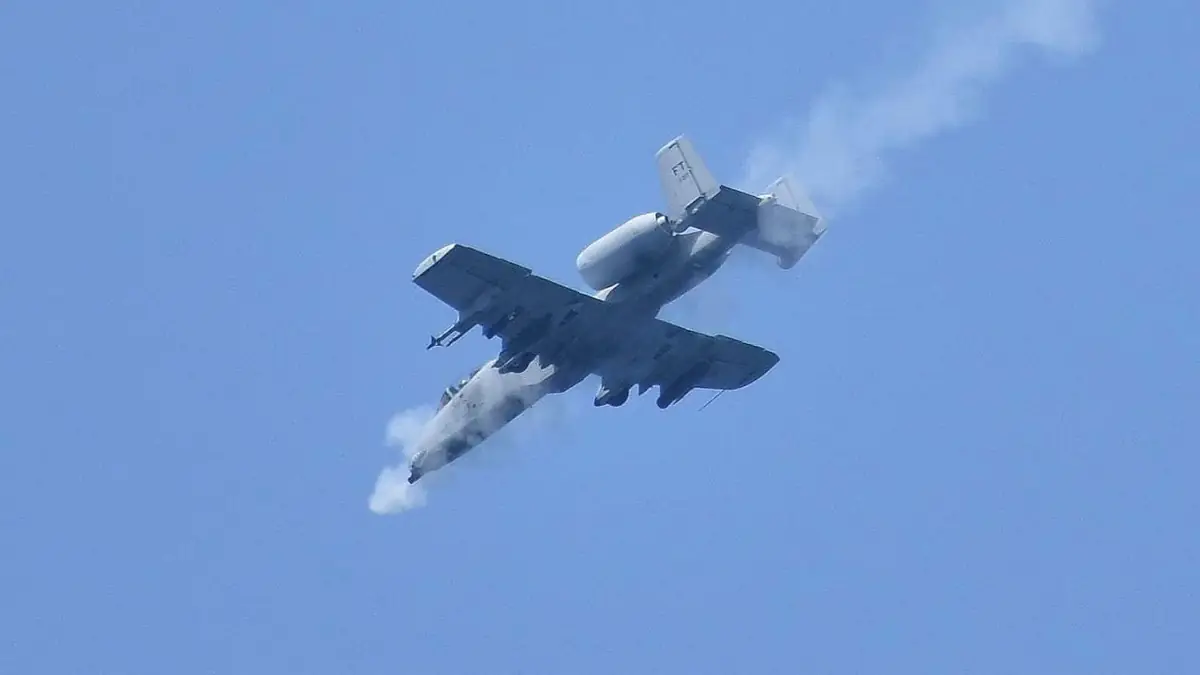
top-left (672, 180), bottom-right (825, 270)
top-left (746, 176), bottom-right (825, 269)
top-left (654, 135), bottom-right (825, 269)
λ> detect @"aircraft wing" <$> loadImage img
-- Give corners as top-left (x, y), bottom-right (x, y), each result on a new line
top-left (594, 318), bottom-right (780, 393)
top-left (412, 244), bottom-right (779, 395)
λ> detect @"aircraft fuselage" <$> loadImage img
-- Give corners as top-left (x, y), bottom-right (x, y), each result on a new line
top-left (590, 228), bottom-right (733, 312)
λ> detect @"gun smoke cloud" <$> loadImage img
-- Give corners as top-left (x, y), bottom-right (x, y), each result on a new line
top-left (369, 406), bottom-right (437, 514)
top-left (741, 0), bottom-right (1101, 212)
top-left (369, 359), bottom-right (567, 515)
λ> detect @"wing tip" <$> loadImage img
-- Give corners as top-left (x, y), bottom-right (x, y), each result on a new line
top-left (413, 243), bottom-right (461, 279)
top-left (756, 349), bottom-right (781, 381)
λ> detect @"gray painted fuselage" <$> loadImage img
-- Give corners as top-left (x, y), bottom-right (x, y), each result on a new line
top-left (598, 228), bottom-right (733, 310)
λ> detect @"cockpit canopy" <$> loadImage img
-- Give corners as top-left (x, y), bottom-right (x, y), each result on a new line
top-left (438, 366), bottom-right (482, 409)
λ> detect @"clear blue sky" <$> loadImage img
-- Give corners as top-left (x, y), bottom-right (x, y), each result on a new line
top-left (3, 2), bottom-right (1197, 673)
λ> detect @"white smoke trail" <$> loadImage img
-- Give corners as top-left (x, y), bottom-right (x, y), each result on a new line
top-left (368, 405), bottom-right (437, 514)
top-left (741, 0), bottom-right (1101, 213)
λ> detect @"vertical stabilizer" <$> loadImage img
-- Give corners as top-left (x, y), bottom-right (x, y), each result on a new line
top-left (746, 176), bottom-right (826, 268)
top-left (762, 176), bottom-right (823, 231)
top-left (655, 135), bottom-right (719, 221)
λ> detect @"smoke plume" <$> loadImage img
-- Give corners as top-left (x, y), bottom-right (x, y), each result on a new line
top-left (740, 0), bottom-right (1101, 213)
top-left (369, 358), bottom-right (568, 515)
top-left (368, 405), bottom-right (437, 514)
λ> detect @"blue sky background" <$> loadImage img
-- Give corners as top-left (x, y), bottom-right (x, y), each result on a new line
top-left (2, 1), bottom-right (1198, 673)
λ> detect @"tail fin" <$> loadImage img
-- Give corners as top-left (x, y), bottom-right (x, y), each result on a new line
top-left (655, 135), bottom-right (826, 269)
top-left (746, 176), bottom-right (826, 269)
top-left (655, 135), bottom-right (718, 221)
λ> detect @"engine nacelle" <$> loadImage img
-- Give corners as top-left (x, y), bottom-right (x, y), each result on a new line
top-left (576, 212), bottom-right (673, 291)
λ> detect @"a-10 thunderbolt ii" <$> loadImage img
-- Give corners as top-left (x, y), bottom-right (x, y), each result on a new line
top-left (404, 136), bottom-right (825, 484)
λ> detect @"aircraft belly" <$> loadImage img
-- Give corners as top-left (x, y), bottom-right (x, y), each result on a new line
top-left (408, 358), bottom-right (555, 477)
top-left (652, 234), bottom-right (732, 306)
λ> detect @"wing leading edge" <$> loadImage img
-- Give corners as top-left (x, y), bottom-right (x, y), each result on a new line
top-left (412, 244), bottom-right (779, 399)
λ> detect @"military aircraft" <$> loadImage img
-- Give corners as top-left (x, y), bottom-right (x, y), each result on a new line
top-left (404, 136), bottom-right (825, 483)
